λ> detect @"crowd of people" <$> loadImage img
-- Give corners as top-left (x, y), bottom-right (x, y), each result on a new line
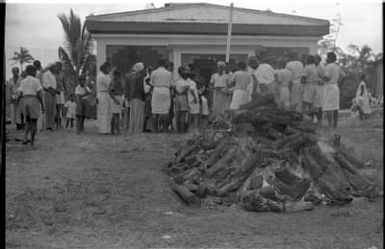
top-left (5, 50), bottom-right (378, 145)
top-left (5, 60), bottom-right (96, 145)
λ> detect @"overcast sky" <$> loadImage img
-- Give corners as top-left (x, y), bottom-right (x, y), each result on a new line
top-left (4, 0), bottom-right (383, 78)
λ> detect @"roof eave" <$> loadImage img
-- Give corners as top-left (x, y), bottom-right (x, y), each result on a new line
top-left (85, 21), bottom-right (329, 37)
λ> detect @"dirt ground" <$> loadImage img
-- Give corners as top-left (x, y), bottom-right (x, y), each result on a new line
top-left (5, 115), bottom-right (384, 249)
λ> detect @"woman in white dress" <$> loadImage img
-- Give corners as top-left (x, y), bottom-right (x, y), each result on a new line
top-left (229, 61), bottom-right (253, 112)
top-left (322, 52), bottom-right (341, 128)
top-left (96, 62), bottom-right (112, 134)
top-left (274, 58), bottom-right (292, 110)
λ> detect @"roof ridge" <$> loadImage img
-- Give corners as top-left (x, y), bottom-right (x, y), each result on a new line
top-left (86, 2), bottom-right (329, 25)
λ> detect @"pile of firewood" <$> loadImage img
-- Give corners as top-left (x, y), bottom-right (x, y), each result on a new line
top-left (167, 97), bottom-right (380, 213)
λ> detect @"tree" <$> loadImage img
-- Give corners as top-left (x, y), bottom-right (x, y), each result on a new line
top-left (318, 7), bottom-right (342, 58)
top-left (9, 47), bottom-right (34, 71)
top-left (57, 9), bottom-right (93, 94)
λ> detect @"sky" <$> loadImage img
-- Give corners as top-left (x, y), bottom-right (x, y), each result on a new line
top-left (4, 0), bottom-right (383, 78)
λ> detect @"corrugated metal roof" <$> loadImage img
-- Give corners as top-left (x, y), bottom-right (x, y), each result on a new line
top-left (86, 3), bottom-right (329, 26)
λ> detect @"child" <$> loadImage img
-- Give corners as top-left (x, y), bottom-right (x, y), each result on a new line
top-left (75, 75), bottom-right (91, 134)
top-left (64, 95), bottom-right (77, 128)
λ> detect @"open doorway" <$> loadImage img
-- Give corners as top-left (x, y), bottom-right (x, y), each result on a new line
top-left (181, 54), bottom-right (248, 86)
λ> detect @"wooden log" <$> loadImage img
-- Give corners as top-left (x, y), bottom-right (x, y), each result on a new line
top-left (216, 178), bottom-right (243, 197)
top-left (273, 133), bottom-right (302, 150)
top-left (205, 146), bottom-right (238, 178)
top-left (302, 148), bottom-right (325, 179)
top-left (173, 167), bottom-right (202, 184)
top-left (340, 151), bottom-right (367, 169)
top-left (206, 138), bottom-right (230, 167)
top-left (334, 153), bottom-right (378, 198)
top-left (176, 139), bottom-right (202, 163)
top-left (170, 180), bottom-right (201, 207)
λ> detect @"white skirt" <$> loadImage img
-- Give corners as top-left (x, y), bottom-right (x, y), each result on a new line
top-left (314, 84), bottom-right (326, 108)
top-left (229, 89), bottom-right (250, 110)
top-left (151, 87), bottom-right (170, 114)
top-left (323, 84), bottom-right (340, 111)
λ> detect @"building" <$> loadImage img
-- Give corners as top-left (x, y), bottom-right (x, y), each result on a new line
top-left (85, 3), bottom-right (329, 82)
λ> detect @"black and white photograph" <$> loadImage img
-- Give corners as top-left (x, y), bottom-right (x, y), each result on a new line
top-left (3, 0), bottom-right (383, 248)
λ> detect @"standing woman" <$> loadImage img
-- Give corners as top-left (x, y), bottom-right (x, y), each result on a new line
top-left (274, 58), bottom-right (292, 110)
top-left (301, 55), bottom-right (318, 116)
top-left (286, 54), bottom-right (304, 112)
top-left (229, 61), bottom-right (253, 112)
top-left (143, 67), bottom-right (153, 132)
top-left (109, 69), bottom-right (124, 134)
top-left (313, 55), bottom-right (326, 125)
top-left (322, 52), bottom-right (341, 128)
top-left (41, 64), bottom-right (59, 131)
top-left (127, 63), bottom-right (146, 133)
top-left (210, 61), bottom-right (231, 115)
top-left (97, 62), bottom-right (112, 134)
top-left (18, 65), bottom-right (45, 145)
top-left (150, 59), bottom-right (172, 132)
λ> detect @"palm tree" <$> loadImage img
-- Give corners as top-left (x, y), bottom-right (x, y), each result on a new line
top-left (9, 47), bottom-right (34, 71)
top-left (57, 9), bottom-right (93, 93)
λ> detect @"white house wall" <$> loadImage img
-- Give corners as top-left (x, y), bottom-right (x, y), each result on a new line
top-left (93, 34), bottom-right (320, 75)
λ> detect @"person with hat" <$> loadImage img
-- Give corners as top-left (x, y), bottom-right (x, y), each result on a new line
top-left (41, 63), bottom-right (59, 130)
top-left (322, 51), bottom-right (341, 128)
top-left (126, 62), bottom-right (146, 133)
top-left (210, 61), bottom-right (231, 115)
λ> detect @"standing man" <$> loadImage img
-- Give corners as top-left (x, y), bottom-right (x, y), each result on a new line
top-left (55, 62), bottom-right (66, 129)
top-left (42, 64), bottom-right (59, 131)
top-left (33, 60), bottom-right (45, 132)
top-left (322, 52), bottom-right (341, 128)
top-left (150, 59), bottom-right (172, 133)
top-left (247, 56), bottom-right (260, 100)
top-left (6, 67), bottom-right (23, 130)
top-left (313, 55), bottom-right (326, 125)
top-left (286, 53), bottom-right (304, 112)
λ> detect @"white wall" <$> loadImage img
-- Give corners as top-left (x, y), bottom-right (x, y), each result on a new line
top-left (93, 34), bottom-right (321, 76)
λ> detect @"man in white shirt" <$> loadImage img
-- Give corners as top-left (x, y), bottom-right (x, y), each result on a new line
top-left (42, 64), bottom-right (59, 130)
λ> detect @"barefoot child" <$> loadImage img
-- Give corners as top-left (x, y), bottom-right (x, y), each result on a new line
top-left (64, 95), bottom-right (77, 128)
